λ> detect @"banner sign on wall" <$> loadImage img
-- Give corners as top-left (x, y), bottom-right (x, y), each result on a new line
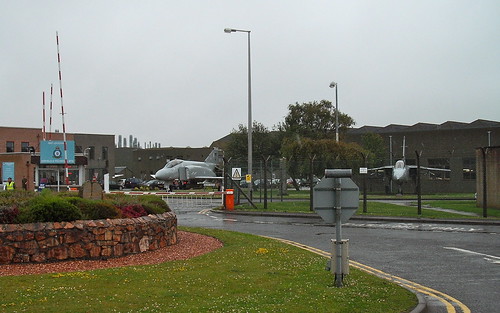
top-left (2, 162), bottom-right (15, 182)
top-left (40, 141), bottom-right (75, 164)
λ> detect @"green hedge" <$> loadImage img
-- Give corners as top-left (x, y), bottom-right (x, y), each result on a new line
top-left (0, 190), bottom-right (170, 224)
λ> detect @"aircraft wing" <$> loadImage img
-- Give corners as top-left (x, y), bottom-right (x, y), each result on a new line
top-left (196, 176), bottom-right (224, 180)
top-left (408, 165), bottom-right (450, 172)
top-left (368, 165), bottom-right (394, 171)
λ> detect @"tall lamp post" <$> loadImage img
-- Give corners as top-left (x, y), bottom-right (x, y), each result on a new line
top-left (329, 82), bottom-right (339, 142)
top-left (225, 27), bottom-right (253, 199)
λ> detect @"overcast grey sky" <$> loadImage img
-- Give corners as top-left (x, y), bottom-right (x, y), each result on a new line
top-left (1, 1), bottom-right (499, 148)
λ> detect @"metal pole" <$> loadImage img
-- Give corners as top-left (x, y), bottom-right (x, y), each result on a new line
top-left (363, 153), bottom-right (367, 213)
top-left (416, 151), bottom-right (422, 215)
top-left (329, 82), bottom-right (339, 142)
top-left (309, 155), bottom-right (315, 211)
top-left (389, 135), bottom-right (393, 194)
top-left (224, 28), bottom-right (253, 200)
top-left (263, 156), bottom-right (268, 209)
top-left (334, 177), bottom-right (343, 287)
top-left (247, 31), bottom-right (253, 201)
top-left (56, 31), bottom-right (69, 185)
top-left (481, 148), bottom-right (488, 218)
top-left (335, 84), bottom-right (339, 142)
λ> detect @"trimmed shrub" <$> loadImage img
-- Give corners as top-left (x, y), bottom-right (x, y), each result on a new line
top-left (20, 198), bottom-right (82, 223)
top-left (0, 190), bottom-right (167, 224)
top-left (120, 204), bottom-right (148, 218)
top-left (0, 205), bottom-right (19, 224)
top-left (66, 197), bottom-right (121, 220)
top-left (89, 201), bottom-right (121, 220)
top-left (140, 195), bottom-right (170, 214)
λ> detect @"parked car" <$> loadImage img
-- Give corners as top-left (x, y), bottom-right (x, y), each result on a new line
top-left (254, 179), bottom-right (281, 188)
top-left (300, 176), bottom-right (321, 187)
top-left (141, 179), bottom-right (165, 190)
top-left (124, 177), bottom-right (143, 189)
top-left (108, 180), bottom-right (123, 190)
top-left (99, 179), bottom-right (123, 190)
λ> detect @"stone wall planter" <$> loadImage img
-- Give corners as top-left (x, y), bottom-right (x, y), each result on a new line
top-left (0, 212), bottom-right (177, 264)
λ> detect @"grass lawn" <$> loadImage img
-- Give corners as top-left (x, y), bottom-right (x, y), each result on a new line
top-left (421, 200), bottom-right (500, 218)
top-left (0, 227), bottom-right (416, 313)
top-left (251, 189), bottom-right (476, 200)
top-left (235, 199), bottom-right (500, 220)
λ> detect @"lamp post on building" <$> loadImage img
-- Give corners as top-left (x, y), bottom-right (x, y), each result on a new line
top-left (224, 27), bottom-right (253, 199)
top-left (329, 82), bottom-right (339, 142)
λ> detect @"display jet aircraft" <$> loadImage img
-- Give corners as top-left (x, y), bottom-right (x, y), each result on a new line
top-left (369, 137), bottom-right (450, 194)
top-left (154, 148), bottom-right (223, 190)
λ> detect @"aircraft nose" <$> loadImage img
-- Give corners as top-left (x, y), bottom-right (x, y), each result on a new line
top-left (393, 170), bottom-right (403, 181)
top-left (155, 169), bottom-right (165, 180)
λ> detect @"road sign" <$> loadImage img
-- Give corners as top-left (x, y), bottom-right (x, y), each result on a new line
top-left (231, 168), bottom-right (242, 180)
top-left (313, 177), bottom-right (359, 224)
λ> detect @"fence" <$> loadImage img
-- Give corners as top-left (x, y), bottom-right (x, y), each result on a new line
top-left (117, 191), bottom-right (225, 209)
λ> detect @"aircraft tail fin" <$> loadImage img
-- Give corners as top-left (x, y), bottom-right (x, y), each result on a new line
top-left (205, 148), bottom-right (223, 165)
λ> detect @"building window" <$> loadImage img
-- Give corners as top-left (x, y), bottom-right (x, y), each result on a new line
top-left (102, 146), bottom-right (108, 160)
top-left (88, 146), bottom-right (95, 160)
top-left (462, 158), bottom-right (476, 180)
top-left (6, 141), bottom-right (14, 152)
top-left (21, 142), bottom-right (30, 152)
top-left (427, 158), bottom-right (450, 180)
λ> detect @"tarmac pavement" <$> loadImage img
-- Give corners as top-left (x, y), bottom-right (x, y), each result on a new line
top-left (210, 209), bottom-right (500, 313)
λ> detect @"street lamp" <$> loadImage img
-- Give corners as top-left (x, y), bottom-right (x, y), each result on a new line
top-left (224, 27), bottom-right (253, 199)
top-left (329, 81), bottom-right (339, 142)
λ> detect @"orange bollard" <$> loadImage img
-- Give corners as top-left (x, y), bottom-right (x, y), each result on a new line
top-left (226, 189), bottom-right (234, 211)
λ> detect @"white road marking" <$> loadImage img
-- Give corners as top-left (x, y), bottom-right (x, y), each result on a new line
top-left (443, 247), bottom-right (500, 263)
top-left (484, 258), bottom-right (500, 264)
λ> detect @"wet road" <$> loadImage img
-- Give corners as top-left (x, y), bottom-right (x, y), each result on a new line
top-left (173, 203), bottom-right (500, 313)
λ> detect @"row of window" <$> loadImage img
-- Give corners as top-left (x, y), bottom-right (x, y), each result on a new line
top-left (5, 141), bottom-right (31, 153)
top-left (4, 142), bottom-right (109, 161)
top-left (75, 146), bottom-right (108, 161)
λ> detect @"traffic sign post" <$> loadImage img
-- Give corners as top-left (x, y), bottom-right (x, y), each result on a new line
top-left (313, 169), bottom-right (359, 287)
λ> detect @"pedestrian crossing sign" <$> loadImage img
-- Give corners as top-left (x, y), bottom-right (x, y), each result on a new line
top-left (231, 168), bottom-right (242, 180)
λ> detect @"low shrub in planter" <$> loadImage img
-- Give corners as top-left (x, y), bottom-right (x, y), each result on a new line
top-left (0, 189), bottom-right (170, 224)
top-left (120, 204), bottom-right (148, 218)
top-left (18, 197), bottom-right (82, 223)
top-left (140, 195), bottom-right (170, 214)
top-left (0, 190), bottom-right (34, 223)
top-left (0, 205), bottom-right (19, 224)
top-left (67, 197), bottom-right (121, 220)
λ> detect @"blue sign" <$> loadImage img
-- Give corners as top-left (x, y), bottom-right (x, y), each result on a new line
top-left (2, 162), bottom-right (15, 182)
top-left (40, 141), bottom-right (75, 164)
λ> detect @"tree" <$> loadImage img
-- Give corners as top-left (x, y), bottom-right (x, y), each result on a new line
top-left (278, 100), bottom-right (355, 140)
top-left (281, 137), bottom-right (365, 180)
top-left (361, 133), bottom-right (386, 167)
top-left (278, 100), bottom-right (359, 184)
top-left (225, 121), bottom-right (281, 162)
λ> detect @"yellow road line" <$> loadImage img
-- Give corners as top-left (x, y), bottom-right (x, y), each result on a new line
top-left (263, 235), bottom-right (471, 313)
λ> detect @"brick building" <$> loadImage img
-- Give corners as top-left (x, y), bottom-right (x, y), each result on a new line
top-left (0, 126), bottom-right (114, 190)
top-left (346, 119), bottom-right (499, 194)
